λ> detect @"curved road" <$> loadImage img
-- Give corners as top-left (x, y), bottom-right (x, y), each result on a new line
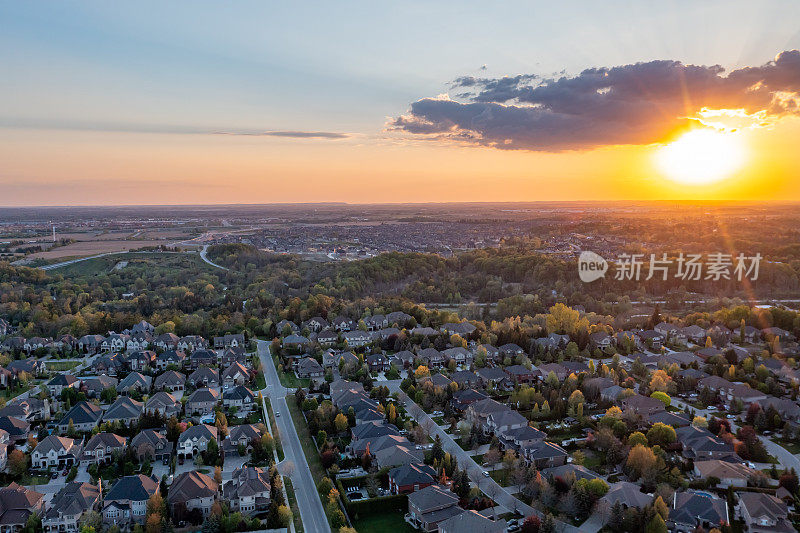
top-left (200, 245), bottom-right (229, 271)
top-left (256, 340), bottom-right (330, 533)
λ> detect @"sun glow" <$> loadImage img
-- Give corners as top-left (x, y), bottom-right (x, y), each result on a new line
top-left (655, 129), bottom-right (746, 184)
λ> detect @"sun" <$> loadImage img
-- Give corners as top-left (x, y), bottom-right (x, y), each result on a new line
top-left (655, 129), bottom-right (747, 184)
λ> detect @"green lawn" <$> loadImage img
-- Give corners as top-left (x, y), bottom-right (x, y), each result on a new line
top-left (254, 369), bottom-right (266, 390)
top-left (283, 477), bottom-right (304, 533)
top-left (272, 356), bottom-right (310, 388)
top-left (263, 397), bottom-right (285, 461)
top-left (774, 438), bottom-right (800, 455)
top-left (20, 475), bottom-right (49, 486)
top-left (490, 468), bottom-right (511, 486)
top-left (46, 361), bottom-right (81, 371)
top-left (351, 513), bottom-right (417, 533)
top-left (286, 397), bottom-right (326, 483)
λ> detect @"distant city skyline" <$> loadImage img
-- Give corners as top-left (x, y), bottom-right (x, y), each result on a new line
top-left (2, 1), bottom-right (800, 205)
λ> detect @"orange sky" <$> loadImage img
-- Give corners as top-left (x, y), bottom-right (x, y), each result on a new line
top-left (0, 117), bottom-right (798, 205)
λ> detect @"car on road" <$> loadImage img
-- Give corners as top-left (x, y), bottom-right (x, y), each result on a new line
top-left (483, 471), bottom-right (490, 477)
top-left (50, 471), bottom-right (59, 479)
top-left (275, 411), bottom-right (280, 417)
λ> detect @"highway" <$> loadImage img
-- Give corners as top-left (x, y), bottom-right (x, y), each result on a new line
top-left (256, 340), bottom-right (331, 533)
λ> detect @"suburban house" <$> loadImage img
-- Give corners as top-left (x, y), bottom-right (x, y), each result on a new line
top-left (406, 485), bottom-right (461, 532)
top-left (222, 385), bottom-right (256, 414)
top-left (0, 484), bottom-right (44, 532)
top-left (80, 432), bottom-right (127, 465)
top-left (0, 415), bottom-right (30, 443)
top-left (58, 401), bottom-right (102, 433)
top-left (117, 372), bottom-right (152, 394)
top-left (154, 370), bottom-right (186, 393)
top-left (188, 367), bottom-right (221, 389)
top-left (126, 350), bottom-right (155, 371)
top-left (437, 510), bottom-right (506, 533)
top-left (42, 482), bottom-right (100, 533)
top-left (154, 333), bottom-right (180, 351)
top-left (101, 396), bottom-right (143, 427)
top-left (81, 375), bottom-right (118, 398)
top-left (178, 335), bottom-right (207, 353)
top-left (130, 429), bottom-right (172, 463)
top-left (520, 441), bottom-right (569, 468)
top-left (155, 350), bottom-right (186, 370)
top-left (342, 330), bottom-right (372, 348)
top-left (188, 349), bottom-right (217, 369)
top-left (32, 435), bottom-right (83, 469)
top-left (185, 388), bottom-right (220, 415)
top-left (145, 391), bottom-right (182, 418)
top-left (167, 471), bottom-right (219, 518)
top-left (670, 490), bottom-right (728, 532)
top-left (47, 374), bottom-right (79, 397)
top-left (296, 357), bottom-right (325, 380)
top-left (222, 466), bottom-right (271, 515)
top-left (213, 333), bottom-right (245, 349)
top-left (222, 363), bottom-right (250, 389)
top-left (737, 492), bottom-right (793, 533)
top-left (223, 424), bottom-right (263, 457)
top-left (177, 424), bottom-right (218, 458)
top-left (388, 463), bottom-right (436, 494)
top-left (693, 459), bottom-right (760, 488)
top-left (102, 474), bottom-right (160, 528)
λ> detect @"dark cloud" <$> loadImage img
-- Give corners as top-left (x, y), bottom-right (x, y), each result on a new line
top-left (392, 50), bottom-right (800, 151)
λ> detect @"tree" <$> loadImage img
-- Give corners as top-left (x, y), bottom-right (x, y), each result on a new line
top-left (626, 444), bottom-right (657, 481)
top-left (646, 423), bottom-right (676, 447)
top-left (653, 495), bottom-right (669, 520)
top-left (649, 370), bottom-right (672, 393)
top-left (628, 432), bottom-right (648, 447)
top-left (521, 515), bottom-right (541, 533)
top-left (334, 413), bottom-right (348, 433)
top-left (650, 391), bottom-right (671, 408)
top-left (8, 449), bottom-right (27, 476)
top-left (276, 505), bottom-right (292, 527)
top-left (214, 465), bottom-right (222, 484)
top-left (644, 514), bottom-right (667, 533)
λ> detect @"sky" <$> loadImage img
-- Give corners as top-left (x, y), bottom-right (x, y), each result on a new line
top-left (1, 1), bottom-right (800, 205)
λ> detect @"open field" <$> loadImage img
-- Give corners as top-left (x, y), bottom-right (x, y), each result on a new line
top-left (23, 239), bottom-right (168, 260)
top-left (55, 252), bottom-right (213, 277)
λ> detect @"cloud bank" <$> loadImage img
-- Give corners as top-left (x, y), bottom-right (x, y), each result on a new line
top-left (391, 50), bottom-right (800, 151)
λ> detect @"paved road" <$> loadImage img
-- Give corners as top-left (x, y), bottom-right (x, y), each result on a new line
top-left (398, 392), bottom-right (588, 533)
top-left (38, 252), bottom-right (119, 270)
top-left (257, 340), bottom-right (330, 533)
top-left (672, 398), bottom-right (800, 473)
top-left (200, 245), bottom-right (229, 271)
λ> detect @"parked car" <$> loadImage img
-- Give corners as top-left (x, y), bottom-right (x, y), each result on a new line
top-left (50, 471), bottom-right (59, 479)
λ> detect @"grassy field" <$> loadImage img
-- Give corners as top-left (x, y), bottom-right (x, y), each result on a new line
top-left (286, 397), bottom-right (326, 483)
top-left (351, 513), bottom-right (417, 533)
top-left (283, 477), bottom-right (304, 533)
top-left (263, 397), bottom-right (285, 461)
top-left (46, 361), bottom-right (81, 371)
top-left (272, 356), bottom-right (310, 388)
top-left (57, 251), bottom-right (214, 278)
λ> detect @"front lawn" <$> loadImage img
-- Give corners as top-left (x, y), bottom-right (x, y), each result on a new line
top-left (351, 513), bottom-right (417, 533)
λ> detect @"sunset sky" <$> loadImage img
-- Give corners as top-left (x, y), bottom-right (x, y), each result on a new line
top-left (2, 1), bottom-right (800, 205)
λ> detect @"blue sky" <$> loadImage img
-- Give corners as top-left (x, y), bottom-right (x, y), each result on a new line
top-left (1, 1), bottom-right (799, 204)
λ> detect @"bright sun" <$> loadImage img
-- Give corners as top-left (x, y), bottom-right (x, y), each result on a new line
top-left (655, 129), bottom-right (746, 184)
